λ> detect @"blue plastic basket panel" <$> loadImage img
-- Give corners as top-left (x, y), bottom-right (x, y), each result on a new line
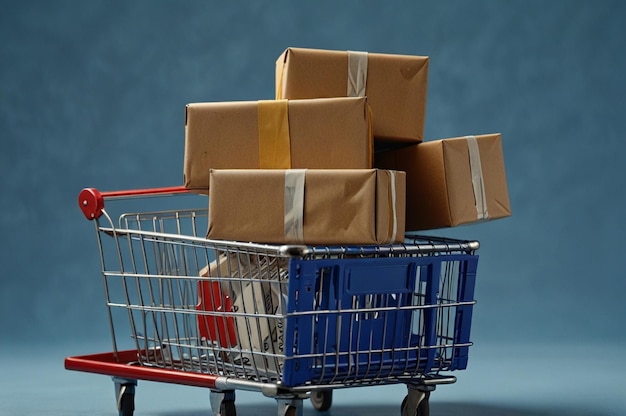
top-left (446, 255), bottom-right (478, 371)
top-left (280, 254), bottom-right (477, 387)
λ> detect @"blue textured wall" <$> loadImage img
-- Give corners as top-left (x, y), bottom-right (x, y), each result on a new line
top-left (1, 0), bottom-right (624, 349)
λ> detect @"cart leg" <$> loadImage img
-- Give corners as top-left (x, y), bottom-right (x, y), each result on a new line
top-left (276, 396), bottom-right (304, 416)
top-left (210, 389), bottom-right (236, 416)
top-left (112, 377), bottom-right (137, 416)
top-left (402, 385), bottom-right (434, 416)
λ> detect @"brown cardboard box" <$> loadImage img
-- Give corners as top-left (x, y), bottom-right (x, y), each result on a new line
top-left (197, 254), bottom-right (289, 377)
top-left (276, 47), bottom-right (429, 144)
top-left (184, 96), bottom-right (373, 192)
top-left (375, 133), bottom-right (511, 231)
top-left (208, 169), bottom-right (406, 245)
top-left (230, 280), bottom-right (286, 376)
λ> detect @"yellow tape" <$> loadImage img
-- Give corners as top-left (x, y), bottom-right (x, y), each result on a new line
top-left (258, 100), bottom-right (291, 169)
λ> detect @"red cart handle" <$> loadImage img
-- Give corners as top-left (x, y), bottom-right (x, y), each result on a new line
top-left (78, 186), bottom-right (190, 220)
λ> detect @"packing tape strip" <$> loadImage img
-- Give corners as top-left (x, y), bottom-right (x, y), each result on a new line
top-left (388, 170), bottom-right (398, 243)
top-left (284, 169), bottom-right (306, 242)
top-left (347, 50), bottom-right (368, 97)
top-left (258, 100), bottom-right (291, 169)
top-left (466, 136), bottom-right (489, 220)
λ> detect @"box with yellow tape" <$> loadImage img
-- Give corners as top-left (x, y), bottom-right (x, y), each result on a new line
top-left (184, 96), bottom-right (373, 192)
top-left (207, 168), bottom-right (405, 245)
top-left (276, 47), bottom-right (429, 144)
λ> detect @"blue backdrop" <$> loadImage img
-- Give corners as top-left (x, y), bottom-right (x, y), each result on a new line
top-left (1, 0), bottom-right (624, 368)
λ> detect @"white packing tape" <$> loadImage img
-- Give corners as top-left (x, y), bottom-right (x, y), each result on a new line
top-left (347, 50), bottom-right (368, 97)
top-left (284, 169), bottom-right (306, 242)
top-left (389, 170), bottom-right (398, 242)
top-left (466, 136), bottom-right (489, 220)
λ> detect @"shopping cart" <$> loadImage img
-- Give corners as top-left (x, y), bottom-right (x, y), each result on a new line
top-left (65, 186), bottom-right (480, 416)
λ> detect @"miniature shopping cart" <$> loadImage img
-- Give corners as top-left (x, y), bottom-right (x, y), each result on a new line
top-left (65, 186), bottom-right (480, 416)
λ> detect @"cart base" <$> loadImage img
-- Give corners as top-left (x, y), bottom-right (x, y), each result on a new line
top-left (65, 349), bottom-right (458, 416)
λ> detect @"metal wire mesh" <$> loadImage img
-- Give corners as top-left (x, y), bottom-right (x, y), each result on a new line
top-left (95, 207), bottom-right (478, 386)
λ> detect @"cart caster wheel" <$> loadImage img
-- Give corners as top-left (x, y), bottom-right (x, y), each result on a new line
top-left (210, 390), bottom-right (237, 416)
top-left (117, 384), bottom-right (135, 416)
top-left (310, 389), bottom-right (333, 411)
top-left (401, 391), bottom-right (430, 416)
top-left (276, 397), bottom-right (304, 416)
top-left (219, 400), bottom-right (237, 416)
top-left (284, 405), bottom-right (298, 416)
top-left (113, 378), bottom-right (136, 416)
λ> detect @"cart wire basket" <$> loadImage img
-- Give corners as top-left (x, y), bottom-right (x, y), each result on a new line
top-left (65, 186), bottom-right (480, 416)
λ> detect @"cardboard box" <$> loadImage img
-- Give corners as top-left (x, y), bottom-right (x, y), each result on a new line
top-left (375, 133), bottom-right (511, 231)
top-left (231, 280), bottom-right (286, 376)
top-left (199, 253), bottom-right (288, 302)
top-left (184, 96), bottom-right (373, 192)
top-left (197, 255), bottom-right (289, 378)
top-left (276, 47), bottom-right (429, 143)
top-left (208, 169), bottom-right (406, 245)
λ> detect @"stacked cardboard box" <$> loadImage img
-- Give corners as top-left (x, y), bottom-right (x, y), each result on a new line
top-left (276, 47), bottom-right (429, 143)
top-left (273, 47), bottom-right (511, 232)
top-left (208, 169), bottom-right (405, 245)
top-left (184, 46), bottom-right (511, 243)
top-left (375, 133), bottom-right (511, 230)
top-left (184, 96), bottom-right (374, 192)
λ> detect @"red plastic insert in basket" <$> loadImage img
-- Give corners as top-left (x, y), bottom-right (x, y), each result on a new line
top-left (196, 280), bottom-right (237, 347)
